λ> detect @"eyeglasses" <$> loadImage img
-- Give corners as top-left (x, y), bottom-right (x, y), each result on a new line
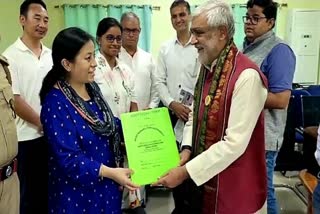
top-left (243, 15), bottom-right (267, 25)
top-left (106, 34), bottom-right (122, 43)
top-left (123, 28), bottom-right (141, 35)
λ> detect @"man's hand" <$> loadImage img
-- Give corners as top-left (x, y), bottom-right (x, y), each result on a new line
top-left (169, 101), bottom-right (191, 122)
top-left (179, 149), bottom-right (191, 166)
top-left (152, 166), bottom-right (189, 188)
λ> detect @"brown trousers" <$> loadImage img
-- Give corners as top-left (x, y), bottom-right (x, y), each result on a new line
top-left (0, 172), bottom-right (19, 214)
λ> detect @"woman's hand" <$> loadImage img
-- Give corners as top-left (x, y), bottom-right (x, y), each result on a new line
top-left (101, 165), bottom-right (139, 191)
top-left (110, 168), bottom-right (139, 191)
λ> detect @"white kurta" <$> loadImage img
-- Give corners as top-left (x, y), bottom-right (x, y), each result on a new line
top-left (119, 47), bottom-right (159, 110)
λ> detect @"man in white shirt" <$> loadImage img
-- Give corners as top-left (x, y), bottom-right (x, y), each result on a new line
top-left (118, 12), bottom-right (158, 214)
top-left (119, 12), bottom-right (159, 111)
top-left (154, 1), bottom-right (268, 213)
top-left (2, 0), bottom-right (52, 213)
top-left (153, 1), bottom-right (200, 213)
top-left (155, 0), bottom-right (199, 143)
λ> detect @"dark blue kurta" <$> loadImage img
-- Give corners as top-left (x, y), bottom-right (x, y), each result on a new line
top-left (41, 88), bottom-right (122, 214)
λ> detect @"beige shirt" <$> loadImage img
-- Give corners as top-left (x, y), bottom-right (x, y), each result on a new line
top-left (0, 57), bottom-right (18, 166)
top-left (182, 68), bottom-right (268, 186)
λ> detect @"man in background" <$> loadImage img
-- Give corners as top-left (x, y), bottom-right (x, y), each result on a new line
top-left (3, 0), bottom-right (53, 213)
top-left (242, 1), bottom-right (296, 213)
top-left (119, 11), bottom-right (159, 214)
top-left (119, 12), bottom-right (159, 111)
top-left (153, 0), bottom-right (199, 213)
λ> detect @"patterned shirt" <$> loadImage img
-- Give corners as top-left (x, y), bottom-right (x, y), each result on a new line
top-left (95, 52), bottom-right (137, 118)
top-left (41, 88), bottom-right (122, 213)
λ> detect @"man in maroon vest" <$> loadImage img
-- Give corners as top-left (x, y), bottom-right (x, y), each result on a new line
top-left (154, 0), bottom-right (268, 213)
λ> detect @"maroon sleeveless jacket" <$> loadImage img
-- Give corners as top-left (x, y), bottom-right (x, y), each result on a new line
top-left (200, 52), bottom-right (267, 214)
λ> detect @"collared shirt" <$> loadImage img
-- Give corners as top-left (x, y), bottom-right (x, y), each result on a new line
top-left (3, 38), bottom-right (52, 141)
top-left (118, 47), bottom-right (159, 110)
top-left (314, 125), bottom-right (320, 166)
top-left (155, 36), bottom-right (200, 142)
top-left (155, 36), bottom-right (200, 107)
top-left (182, 69), bottom-right (267, 186)
top-left (95, 52), bottom-right (137, 118)
top-left (0, 57), bottom-right (18, 166)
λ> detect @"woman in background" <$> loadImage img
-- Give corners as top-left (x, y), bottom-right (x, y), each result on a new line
top-left (95, 17), bottom-right (138, 118)
top-left (95, 18), bottom-right (145, 214)
top-left (39, 27), bottom-right (138, 213)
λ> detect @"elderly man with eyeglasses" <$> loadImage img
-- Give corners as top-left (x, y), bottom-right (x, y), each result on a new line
top-left (118, 11), bottom-right (160, 214)
top-left (242, 0), bottom-right (296, 213)
top-left (154, 0), bottom-right (269, 213)
top-left (119, 12), bottom-right (159, 112)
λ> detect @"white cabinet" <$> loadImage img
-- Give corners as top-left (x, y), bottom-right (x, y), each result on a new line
top-left (285, 9), bottom-right (320, 84)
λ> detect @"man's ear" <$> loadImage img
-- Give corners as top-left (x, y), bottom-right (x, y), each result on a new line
top-left (268, 18), bottom-right (275, 30)
top-left (19, 15), bottom-right (26, 26)
top-left (218, 26), bottom-right (228, 41)
top-left (61, 59), bottom-right (72, 72)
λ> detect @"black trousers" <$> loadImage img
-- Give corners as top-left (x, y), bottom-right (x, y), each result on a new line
top-left (159, 102), bottom-right (192, 214)
top-left (172, 179), bottom-right (203, 214)
top-left (172, 184), bottom-right (187, 214)
top-left (17, 136), bottom-right (48, 214)
top-left (123, 207), bottom-right (147, 214)
top-left (159, 103), bottom-right (183, 213)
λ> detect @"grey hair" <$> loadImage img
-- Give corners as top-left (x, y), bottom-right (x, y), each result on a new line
top-left (120, 12), bottom-right (140, 26)
top-left (193, 0), bottom-right (235, 38)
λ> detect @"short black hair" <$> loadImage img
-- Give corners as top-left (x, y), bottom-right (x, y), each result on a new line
top-left (20, 0), bottom-right (47, 17)
top-left (170, 0), bottom-right (191, 14)
top-left (246, 0), bottom-right (278, 20)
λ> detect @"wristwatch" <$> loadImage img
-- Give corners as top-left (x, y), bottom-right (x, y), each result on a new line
top-left (181, 145), bottom-right (192, 152)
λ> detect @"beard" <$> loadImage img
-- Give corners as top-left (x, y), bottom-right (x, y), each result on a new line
top-left (198, 50), bottom-right (210, 65)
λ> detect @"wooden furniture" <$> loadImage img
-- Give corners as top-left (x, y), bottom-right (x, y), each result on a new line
top-left (299, 169), bottom-right (318, 214)
top-left (303, 126), bottom-right (319, 177)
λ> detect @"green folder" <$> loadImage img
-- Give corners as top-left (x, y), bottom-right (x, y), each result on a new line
top-left (120, 107), bottom-right (180, 185)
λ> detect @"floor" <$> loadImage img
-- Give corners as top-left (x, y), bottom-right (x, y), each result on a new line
top-left (144, 171), bottom-right (308, 214)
